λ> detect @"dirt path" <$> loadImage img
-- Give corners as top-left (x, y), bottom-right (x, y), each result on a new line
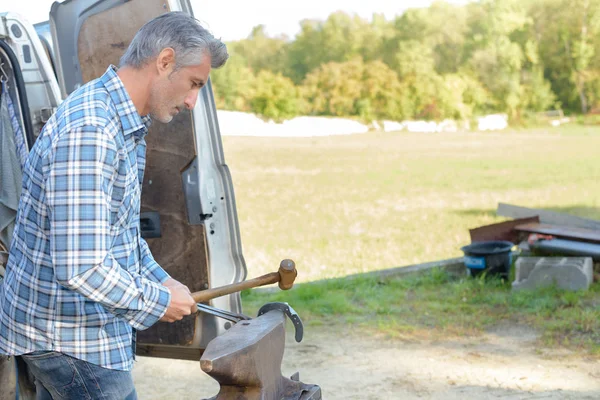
top-left (132, 324), bottom-right (600, 399)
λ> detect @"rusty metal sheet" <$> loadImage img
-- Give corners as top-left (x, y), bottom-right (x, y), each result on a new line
top-left (469, 216), bottom-right (540, 244)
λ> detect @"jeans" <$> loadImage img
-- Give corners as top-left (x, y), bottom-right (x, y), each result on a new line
top-left (19, 351), bottom-right (137, 400)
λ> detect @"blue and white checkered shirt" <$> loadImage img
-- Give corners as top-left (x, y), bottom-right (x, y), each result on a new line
top-left (0, 65), bottom-right (171, 371)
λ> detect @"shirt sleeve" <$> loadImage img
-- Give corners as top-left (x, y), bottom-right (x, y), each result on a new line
top-left (45, 125), bottom-right (171, 330)
top-left (139, 237), bottom-right (170, 284)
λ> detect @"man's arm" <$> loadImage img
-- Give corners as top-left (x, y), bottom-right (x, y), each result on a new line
top-left (46, 125), bottom-right (172, 330)
top-left (139, 237), bottom-right (170, 284)
top-left (139, 227), bottom-right (198, 323)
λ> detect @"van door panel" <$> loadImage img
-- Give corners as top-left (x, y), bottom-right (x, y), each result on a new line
top-left (76, 0), bottom-right (167, 83)
top-left (53, 0), bottom-right (210, 352)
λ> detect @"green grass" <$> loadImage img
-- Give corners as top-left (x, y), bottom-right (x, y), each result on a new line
top-left (241, 268), bottom-right (600, 355)
top-left (222, 123), bottom-right (600, 354)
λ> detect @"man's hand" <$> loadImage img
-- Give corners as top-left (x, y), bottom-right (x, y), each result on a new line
top-left (160, 278), bottom-right (196, 323)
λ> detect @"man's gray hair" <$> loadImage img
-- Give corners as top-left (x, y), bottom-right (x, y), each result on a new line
top-left (119, 12), bottom-right (228, 70)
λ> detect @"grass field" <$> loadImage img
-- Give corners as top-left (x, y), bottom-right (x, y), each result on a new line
top-left (242, 269), bottom-right (600, 354)
top-left (223, 124), bottom-right (600, 281)
top-left (222, 124), bottom-right (600, 354)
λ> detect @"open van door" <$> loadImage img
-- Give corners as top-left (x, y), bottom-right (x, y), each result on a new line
top-left (49, 0), bottom-right (247, 361)
top-left (0, 11), bottom-right (65, 399)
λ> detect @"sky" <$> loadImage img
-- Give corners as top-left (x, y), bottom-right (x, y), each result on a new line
top-left (0, 0), bottom-right (470, 41)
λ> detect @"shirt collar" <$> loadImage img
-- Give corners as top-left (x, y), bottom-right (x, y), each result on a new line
top-left (100, 65), bottom-right (151, 140)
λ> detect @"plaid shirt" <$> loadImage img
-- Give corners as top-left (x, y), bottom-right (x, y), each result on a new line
top-left (0, 66), bottom-right (171, 371)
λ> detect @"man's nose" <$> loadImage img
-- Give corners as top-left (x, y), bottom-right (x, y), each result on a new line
top-left (184, 91), bottom-right (198, 110)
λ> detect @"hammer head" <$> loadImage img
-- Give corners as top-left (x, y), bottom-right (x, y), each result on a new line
top-left (278, 259), bottom-right (297, 290)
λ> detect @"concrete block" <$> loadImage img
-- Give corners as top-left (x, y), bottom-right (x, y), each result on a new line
top-left (512, 257), bottom-right (593, 291)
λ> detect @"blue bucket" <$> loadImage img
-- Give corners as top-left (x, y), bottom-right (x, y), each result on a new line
top-left (460, 241), bottom-right (514, 278)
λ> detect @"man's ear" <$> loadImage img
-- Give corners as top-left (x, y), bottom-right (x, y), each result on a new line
top-left (156, 48), bottom-right (176, 75)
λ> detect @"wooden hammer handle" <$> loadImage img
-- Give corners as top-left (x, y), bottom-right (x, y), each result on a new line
top-left (192, 272), bottom-right (280, 303)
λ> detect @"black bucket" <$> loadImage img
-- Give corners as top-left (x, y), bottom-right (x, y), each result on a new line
top-left (460, 241), bottom-right (514, 279)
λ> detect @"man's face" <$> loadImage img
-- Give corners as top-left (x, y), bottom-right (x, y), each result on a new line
top-left (149, 55), bottom-right (211, 123)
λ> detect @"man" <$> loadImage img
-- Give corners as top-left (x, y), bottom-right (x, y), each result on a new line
top-left (0, 11), bottom-right (228, 399)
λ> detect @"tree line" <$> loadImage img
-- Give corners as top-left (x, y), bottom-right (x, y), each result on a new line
top-left (210, 0), bottom-right (600, 123)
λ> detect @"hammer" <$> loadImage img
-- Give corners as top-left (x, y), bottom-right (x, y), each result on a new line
top-left (191, 259), bottom-right (297, 303)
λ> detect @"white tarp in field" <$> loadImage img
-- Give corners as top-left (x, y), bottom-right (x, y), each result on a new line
top-left (216, 110), bottom-right (508, 137)
top-left (477, 114), bottom-right (508, 131)
top-left (216, 110), bottom-right (369, 137)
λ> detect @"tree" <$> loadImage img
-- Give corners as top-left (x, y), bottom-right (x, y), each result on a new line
top-left (212, 0), bottom-right (599, 122)
top-left (301, 58), bottom-right (364, 117)
top-left (382, 2), bottom-right (468, 74)
top-left (302, 58), bottom-right (404, 121)
top-left (529, 0), bottom-right (600, 113)
top-left (286, 12), bottom-right (387, 83)
top-left (463, 0), bottom-right (532, 118)
top-left (563, 0), bottom-right (600, 113)
top-left (210, 53), bottom-right (256, 112)
top-left (228, 25), bottom-right (289, 74)
top-left (249, 71), bottom-right (301, 122)
top-left (392, 41), bottom-right (447, 119)
top-left (439, 74), bottom-right (491, 120)
top-left (360, 60), bottom-right (404, 120)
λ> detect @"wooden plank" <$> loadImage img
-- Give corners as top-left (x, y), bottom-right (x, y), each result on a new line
top-left (469, 216), bottom-right (540, 244)
top-left (514, 222), bottom-right (600, 244)
top-left (497, 203), bottom-right (600, 231)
